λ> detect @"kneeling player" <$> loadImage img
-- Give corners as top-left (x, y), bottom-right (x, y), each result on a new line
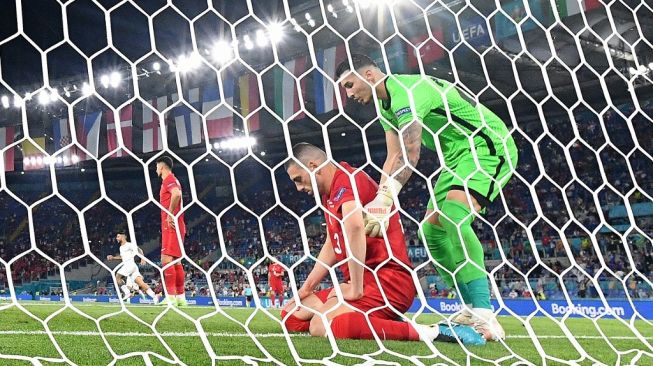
top-left (282, 143), bottom-right (485, 345)
top-left (107, 231), bottom-right (160, 304)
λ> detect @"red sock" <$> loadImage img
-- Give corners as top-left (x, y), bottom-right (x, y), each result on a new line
top-left (280, 310), bottom-right (310, 332)
top-left (174, 264), bottom-right (185, 296)
top-left (163, 265), bottom-right (177, 297)
top-left (270, 293), bottom-right (275, 308)
top-left (278, 294), bottom-right (283, 307)
top-left (330, 312), bottom-right (419, 341)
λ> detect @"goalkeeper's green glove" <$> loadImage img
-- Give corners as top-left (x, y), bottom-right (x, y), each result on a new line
top-left (363, 177), bottom-right (403, 237)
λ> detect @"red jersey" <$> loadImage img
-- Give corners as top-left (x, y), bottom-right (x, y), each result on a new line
top-left (268, 263), bottom-right (284, 279)
top-left (322, 162), bottom-right (412, 281)
top-left (160, 173), bottom-right (185, 228)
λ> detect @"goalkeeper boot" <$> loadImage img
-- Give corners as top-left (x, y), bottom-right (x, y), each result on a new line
top-left (472, 308), bottom-right (505, 341)
top-left (451, 305), bottom-right (474, 325)
top-left (436, 323), bottom-right (486, 346)
top-left (152, 294), bottom-right (161, 305)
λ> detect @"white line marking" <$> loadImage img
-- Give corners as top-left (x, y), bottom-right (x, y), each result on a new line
top-left (0, 330), bottom-right (651, 340)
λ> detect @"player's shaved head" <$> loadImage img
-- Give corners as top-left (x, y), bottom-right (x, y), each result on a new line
top-left (285, 143), bottom-right (327, 170)
top-left (156, 156), bottom-right (173, 169)
top-left (335, 54), bottom-right (378, 80)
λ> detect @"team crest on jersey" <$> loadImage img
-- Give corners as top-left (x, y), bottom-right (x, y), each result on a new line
top-left (395, 107), bottom-right (411, 118)
top-left (333, 187), bottom-right (347, 202)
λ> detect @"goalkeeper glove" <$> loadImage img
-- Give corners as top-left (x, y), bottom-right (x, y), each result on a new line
top-left (363, 177), bottom-right (403, 237)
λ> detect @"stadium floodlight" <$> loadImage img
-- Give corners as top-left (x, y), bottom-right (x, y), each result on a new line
top-left (305, 12), bottom-right (312, 20)
top-left (30, 156), bottom-right (37, 166)
top-left (82, 82), bottom-right (93, 97)
top-left (36, 156), bottom-right (43, 165)
top-left (72, 154), bottom-right (80, 164)
top-left (49, 89), bottom-right (59, 102)
top-left (628, 66), bottom-right (637, 75)
top-left (255, 29), bottom-right (268, 47)
top-left (55, 156), bottom-right (63, 164)
top-left (213, 142), bottom-right (221, 149)
top-left (100, 74), bottom-right (110, 88)
top-left (109, 72), bottom-right (121, 88)
top-left (649, 62), bottom-right (653, 70)
top-left (38, 90), bottom-right (50, 105)
top-left (13, 95), bottom-right (22, 108)
top-left (212, 40), bottom-right (233, 65)
top-left (152, 61), bottom-right (161, 71)
top-left (24, 92), bottom-right (32, 101)
top-left (1, 95), bottom-right (9, 109)
top-left (243, 35), bottom-right (254, 50)
top-left (267, 22), bottom-right (284, 44)
top-left (637, 65), bottom-right (647, 74)
top-left (327, 3), bottom-right (334, 12)
top-left (260, 151), bottom-right (266, 156)
top-left (63, 155), bottom-right (69, 165)
top-left (43, 156), bottom-right (51, 165)
top-left (81, 168), bottom-right (85, 172)
top-left (23, 157), bottom-right (29, 166)
top-left (308, 19), bottom-right (316, 27)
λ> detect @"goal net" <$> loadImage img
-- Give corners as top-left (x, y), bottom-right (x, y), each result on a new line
top-left (0, 0), bottom-right (652, 365)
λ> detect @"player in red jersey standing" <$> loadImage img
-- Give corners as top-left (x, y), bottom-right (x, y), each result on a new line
top-left (156, 156), bottom-right (187, 307)
top-left (268, 259), bottom-right (285, 308)
top-left (281, 143), bottom-right (485, 345)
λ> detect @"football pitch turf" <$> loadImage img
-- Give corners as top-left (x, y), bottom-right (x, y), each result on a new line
top-left (0, 302), bottom-right (651, 366)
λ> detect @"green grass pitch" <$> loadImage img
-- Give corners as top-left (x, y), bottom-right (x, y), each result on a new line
top-left (0, 301), bottom-right (651, 365)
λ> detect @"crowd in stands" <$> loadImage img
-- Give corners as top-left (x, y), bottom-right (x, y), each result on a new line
top-left (1, 100), bottom-right (651, 301)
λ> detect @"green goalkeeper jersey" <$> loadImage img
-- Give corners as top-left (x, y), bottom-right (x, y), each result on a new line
top-left (378, 74), bottom-right (515, 167)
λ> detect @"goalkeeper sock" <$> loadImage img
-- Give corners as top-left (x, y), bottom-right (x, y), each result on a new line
top-left (163, 265), bottom-right (177, 297)
top-left (419, 221), bottom-right (455, 287)
top-left (457, 282), bottom-right (473, 306)
top-left (467, 278), bottom-right (492, 309)
top-left (174, 263), bottom-right (185, 296)
top-left (439, 200), bottom-right (487, 285)
top-left (146, 288), bottom-right (156, 298)
top-left (330, 312), bottom-right (419, 341)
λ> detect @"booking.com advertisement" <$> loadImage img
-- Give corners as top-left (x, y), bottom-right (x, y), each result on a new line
top-left (3, 294), bottom-right (651, 320)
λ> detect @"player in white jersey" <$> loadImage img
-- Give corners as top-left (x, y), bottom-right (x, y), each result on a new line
top-left (107, 231), bottom-right (160, 304)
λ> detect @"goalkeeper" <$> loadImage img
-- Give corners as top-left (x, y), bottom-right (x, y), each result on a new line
top-left (335, 54), bottom-right (518, 341)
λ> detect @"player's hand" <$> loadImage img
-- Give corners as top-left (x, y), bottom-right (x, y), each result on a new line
top-left (363, 192), bottom-right (394, 237)
top-left (140, 259), bottom-right (146, 266)
top-left (297, 285), bottom-right (313, 301)
top-left (166, 214), bottom-right (175, 230)
top-left (106, 255), bottom-right (113, 261)
top-left (363, 177), bottom-right (403, 237)
top-left (340, 282), bottom-right (363, 301)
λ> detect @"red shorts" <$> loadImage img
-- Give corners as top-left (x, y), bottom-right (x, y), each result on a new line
top-left (161, 223), bottom-right (185, 258)
top-left (339, 268), bottom-right (416, 320)
top-left (269, 278), bottom-right (283, 293)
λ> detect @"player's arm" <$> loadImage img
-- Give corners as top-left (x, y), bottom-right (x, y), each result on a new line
top-left (106, 254), bottom-right (121, 261)
top-left (364, 85), bottom-right (429, 237)
top-left (340, 200), bottom-right (366, 300)
top-left (166, 186), bottom-right (182, 228)
top-left (298, 233), bottom-right (337, 300)
top-left (138, 247), bottom-right (145, 265)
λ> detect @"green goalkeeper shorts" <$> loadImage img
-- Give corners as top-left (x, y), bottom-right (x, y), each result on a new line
top-left (427, 149), bottom-right (518, 211)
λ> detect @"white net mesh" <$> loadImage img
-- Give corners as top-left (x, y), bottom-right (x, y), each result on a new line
top-left (0, 0), bottom-right (652, 365)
